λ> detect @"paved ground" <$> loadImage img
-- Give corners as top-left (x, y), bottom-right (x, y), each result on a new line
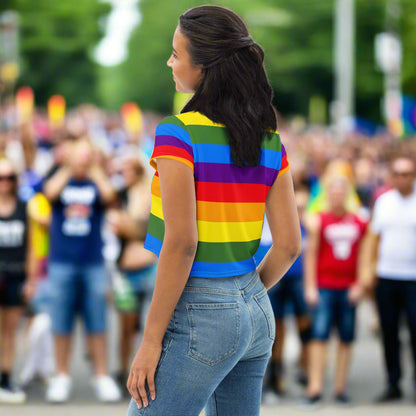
top-left (3, 300), bottom-right (415, 415)
top-left (3, 403), bottom-right (415, 416)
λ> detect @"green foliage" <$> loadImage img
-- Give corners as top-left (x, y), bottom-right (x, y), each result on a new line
top-left (2, 0), bottom-right (416, 122)
top-left (247, 0), bottom-right (334, 116)
top-left (1, 0), bottom-right (110, 106)
top-left (111, 0), bottom-right (333, 115)
top-left (113, 0), bottom-right (199, 113)
top-left (401, 0), bottom-right (416, 97)
top-left (104, 0), bottom-right (416, 123)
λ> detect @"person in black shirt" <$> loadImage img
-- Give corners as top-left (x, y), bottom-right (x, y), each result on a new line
top-left (0, 158), bottom-right (36, 404)
top-left (43, 139), bottom-right (121, 403)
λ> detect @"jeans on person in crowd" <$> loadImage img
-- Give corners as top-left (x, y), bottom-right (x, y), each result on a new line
top-left (31, 278), bottom-right (53, 315)
top-left (375, 278), bottom-right (416, 388)
top-left (269, 275), bottom-right (308, 319)
top-left (310, 288), bottom-right (356, 343)
top-left (125, 264), bottom-right (157, 294)
top-left (125, 264), bottom-right (157, 324)
top-left (127, 270), bottom-right (275, 416)
top-left (48, 262), bottom-right (109, 335)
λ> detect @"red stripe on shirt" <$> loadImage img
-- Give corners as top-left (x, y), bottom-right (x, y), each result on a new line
top-left (196, 181), bottom-right (271, 202)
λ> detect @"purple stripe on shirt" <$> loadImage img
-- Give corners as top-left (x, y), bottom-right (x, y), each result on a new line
top-left (194, 162), bottom-right (277, 186)
top-left (155, 135), bottom-right (193, 157)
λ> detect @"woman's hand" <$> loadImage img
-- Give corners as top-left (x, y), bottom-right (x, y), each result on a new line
top-left (127, 339), bottom-right (162, 409)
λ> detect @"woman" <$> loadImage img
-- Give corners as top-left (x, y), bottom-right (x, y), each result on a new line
top-left (107, 155), bottom-right (157, 392)
top-left (127, 6), bottom-right (301, 416)
top-left (0, 158), bottom-right (36, 404)
top-left (303, 175), bottom-right (367, 407)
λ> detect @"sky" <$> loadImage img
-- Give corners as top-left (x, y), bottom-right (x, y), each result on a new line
top-left (94, 0), bottom-right (141, 66)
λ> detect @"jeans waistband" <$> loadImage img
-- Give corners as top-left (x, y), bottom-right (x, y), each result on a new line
top-left (184, 270), bottom-right (261, 296)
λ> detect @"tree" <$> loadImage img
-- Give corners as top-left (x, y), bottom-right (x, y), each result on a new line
top-left (108, 0), bottom-right (283, 113)
top-left (4, 0), bottom-right (415, 122)
top-left (113, 0), bottom-right (195, 113)
top-left (1, 0), bottom-right (110, 106)
top-left (105, 0), bottom-right (416, 123)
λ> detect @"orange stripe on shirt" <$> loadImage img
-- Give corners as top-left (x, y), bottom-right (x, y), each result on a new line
top-left (197, 201), bottom-right (265, 222)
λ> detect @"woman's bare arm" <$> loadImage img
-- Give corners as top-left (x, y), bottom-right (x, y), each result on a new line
top-left (142, 157), bottom-right (197, 343)
top-left (128, 157), bottom-right (197, 408)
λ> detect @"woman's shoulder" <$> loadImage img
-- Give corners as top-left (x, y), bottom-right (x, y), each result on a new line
top-left (262, 130), bottom-right (283, 151)
top-left (159, 111), bottom-right (223, 129)
top-left (156, 112), bottom-right (224, 146)
top-left (158, 113), bottom-right (186, 128)
top-left (155, 114), bottom-right (191, 143)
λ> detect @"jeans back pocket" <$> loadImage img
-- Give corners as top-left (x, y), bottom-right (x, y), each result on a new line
top-left (254, 289), bottom-right (276, 341)
top-left (187, 303), bottom-right (240, 366)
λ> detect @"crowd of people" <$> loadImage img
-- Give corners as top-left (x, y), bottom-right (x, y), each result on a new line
top-left (0, 102), bottom-right (160, 404)
top-left (0, 99), bottom-right (415, 408)
top-left (258, 120), bottom-right (416, 408)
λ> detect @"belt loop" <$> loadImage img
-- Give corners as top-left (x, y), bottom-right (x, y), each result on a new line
top-left (233, 276), bottom-right (242, 291)
top-left (244, 271), bottom-right (260, 294)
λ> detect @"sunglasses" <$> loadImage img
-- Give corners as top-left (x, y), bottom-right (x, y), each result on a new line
top-left (0, 175), bottom-right (16, 181)
top-left (392, 171), bottom-right (414, 177)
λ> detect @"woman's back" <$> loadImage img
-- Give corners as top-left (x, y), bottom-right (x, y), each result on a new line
top-left (145, 111), bottom-right (289, 277)
top-left (127, 7), bottom-right (301, 415)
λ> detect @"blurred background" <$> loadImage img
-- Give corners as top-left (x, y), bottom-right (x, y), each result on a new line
top-left (0, 0), bottom-right (415, 131)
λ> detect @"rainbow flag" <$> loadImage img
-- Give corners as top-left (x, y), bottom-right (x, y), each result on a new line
top-left (402, 95), bottom-right (416, 136)
top-left (120, 102), bottom-right (143, 134)
top-left (48, 95), bottom-right (66, 128)
top-left (16, 86), bottom-right (34, 123)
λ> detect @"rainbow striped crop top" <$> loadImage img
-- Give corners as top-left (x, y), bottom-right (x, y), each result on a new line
top-left (144, 111), bottom-right (289, 278)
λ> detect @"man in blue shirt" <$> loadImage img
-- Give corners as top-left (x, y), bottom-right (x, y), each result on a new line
top-left (43, 139), bottom-right (121, 403)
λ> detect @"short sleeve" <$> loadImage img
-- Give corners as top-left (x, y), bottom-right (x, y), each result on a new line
top-left (277, 143), bottom-right (290, 177)
top-left (149, 116), bottom-right (194, 172)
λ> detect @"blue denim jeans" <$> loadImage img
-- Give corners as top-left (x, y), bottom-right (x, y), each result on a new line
top-left (268, 275), bottom-right (308, 319)
top-left (125, 264), bottom-right (157, 294)
top-left (127, 270), bottom-right (274, 416)
top-left (48, 262), bottom-right (109, 335)
top-left (311, 288), bottom-right (356, 343)
top-left (31, 278), bottom-right (54, 314)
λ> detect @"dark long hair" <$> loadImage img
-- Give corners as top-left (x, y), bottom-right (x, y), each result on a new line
top-left (179, 5), bottom-right (276, 167)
